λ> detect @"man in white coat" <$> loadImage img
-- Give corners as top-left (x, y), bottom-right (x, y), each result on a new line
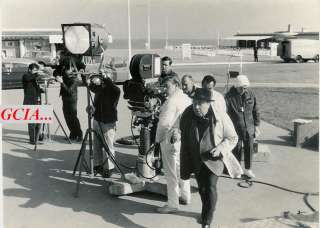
top-left (155, 75), bottom-right (192, 213)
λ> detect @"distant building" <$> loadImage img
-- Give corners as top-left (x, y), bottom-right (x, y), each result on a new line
top-left (224, 25), bottom-right (319, 49)
top-left (2, 29), bottom-right (63, 62)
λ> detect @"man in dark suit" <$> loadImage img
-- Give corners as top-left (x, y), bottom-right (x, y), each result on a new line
top-left (22, 63), bottom-right (43, 144)
top-left (180, 88), bottom-right (238, 228)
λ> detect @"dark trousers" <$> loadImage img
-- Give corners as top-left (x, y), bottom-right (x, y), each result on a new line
top-left (28, 123), bottom-right (41, 143)
top-left (233, 132), bottom-right (254, 169)
top-left (62, 100), bottom-right (82, 138)
top-left (195, 163), bottom-right (219, 226)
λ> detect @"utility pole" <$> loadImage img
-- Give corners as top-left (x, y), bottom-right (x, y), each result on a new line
top-left (127, 0), bottom-right (132, 64)
top-left (165, 16), bottom-right (168, 49)
top-left (217, 31), bottom-right (220, 49)
top-left (147, 0), bottom-right (151, 49)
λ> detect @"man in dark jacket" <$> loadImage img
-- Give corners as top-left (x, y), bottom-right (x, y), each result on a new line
top-left (253, 46), bottom-right (258, 62)
top-left (180, 88), bottom-right (238, 228)
top-left (55, 57), bottom-right (84, 141)
top-left (22, 63), bottom-right (43, 144)
top-left (225, 75), bottom-right (260, 178)
top-left (158, 56), bottom-right (179, 85)
top-left (88, 73), bottom-right (121, 177)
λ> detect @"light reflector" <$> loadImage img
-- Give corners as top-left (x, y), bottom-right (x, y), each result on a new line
top-left (63, 25), bottom-right (90, 54)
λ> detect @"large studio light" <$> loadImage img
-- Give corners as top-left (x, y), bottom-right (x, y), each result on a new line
top-left (64, 25), bottom-right (91, 54)
top-left (62, 23), bottom-right (112, 56)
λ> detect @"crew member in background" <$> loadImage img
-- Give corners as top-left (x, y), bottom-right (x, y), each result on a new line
top-left (181, 74), bottom-right (198, 99)
top-left (88, 71), bottom-right (121, 178)
top-left (158, 56), bottom-right (179, 85)
top-left (225, 75), bottom-right (260, 178)
top-left (55, 57), bottom-right (84, 141)
top-left (202, 75), bottom-right (227, 113)
top-left (253, 46), bottom-right (259, 62)
top-left (22, 63), bottom-right (43, 144)
top-left (156, 75), bottom-right (192, 214)
top-left (37, 61), bottom-right (53, 77)
top-left (180, 88), bottom-right (239, 228)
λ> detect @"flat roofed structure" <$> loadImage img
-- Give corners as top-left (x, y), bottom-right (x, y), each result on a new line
top-left (2, 29), bottom-right (63, 60)
top-left (224, 36), bottom-right (273, 41)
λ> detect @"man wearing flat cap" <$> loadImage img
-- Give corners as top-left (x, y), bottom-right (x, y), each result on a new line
top-left (225, 75), bottom-right (260, 178)
top-left (180, 88), bottom-right (242, 228)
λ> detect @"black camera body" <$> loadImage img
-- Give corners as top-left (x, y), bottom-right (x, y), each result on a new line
top-left (123, 53), bottom-right (164, 123)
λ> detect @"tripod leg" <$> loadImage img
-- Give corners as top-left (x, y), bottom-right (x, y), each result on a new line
top-left (46, 123), bottom-right (51, 141)
top-left (73, 130), bottom-right (90, 175)
top-left (54, 125), bottom-right (60, 135)
top-left (53, 110), bottom-right (72, 144)
top-left (33, 123), bottom-right (42, 151)
top-left (74, 145), bottom-right (85, 198)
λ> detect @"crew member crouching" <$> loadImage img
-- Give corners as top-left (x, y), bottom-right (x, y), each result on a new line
top-left (88, 72), bottom-right (121, 178)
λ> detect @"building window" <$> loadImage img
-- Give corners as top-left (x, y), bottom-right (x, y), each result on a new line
top-left (5, 41), bottom-right (14, 47)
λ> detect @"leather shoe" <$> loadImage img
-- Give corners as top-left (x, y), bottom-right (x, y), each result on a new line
top-left (76, 136), bottom-right (83, 142)
top-left (156, 205), bottom-right (178, 214)
top-left (202, 225), bottom-right (210, 228)
top-left (196, 216), bottom-right (202, 224)
top-left (244, 169), bottom-right (255, 178)
top-left (94, 166), bottom-right (113, 178)
top-left (179, 197), bottom-right (191, 205)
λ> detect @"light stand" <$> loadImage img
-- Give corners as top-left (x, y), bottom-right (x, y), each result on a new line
top-left (72, 75), bottom-right (126, 197)
top-left (60, 23), bottom-right (124, 197)
top-left (34, 77), bottom-right (72, 152)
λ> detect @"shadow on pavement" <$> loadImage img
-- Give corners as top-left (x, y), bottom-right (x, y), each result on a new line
top-left (2, 147), bottom-right (199, 227)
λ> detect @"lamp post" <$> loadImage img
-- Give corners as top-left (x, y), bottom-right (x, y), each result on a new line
top-left (127, 0), bottom-right (132, 63)
top-left (146, 0), bottom-right (151, 49)
top-left (165, 16), bottom-right (168, 49)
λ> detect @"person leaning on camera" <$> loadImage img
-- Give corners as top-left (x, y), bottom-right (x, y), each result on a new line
top-left (87, 72), bottom-right (121, 178)
top-left (22, 63), bottom-right (44, 144)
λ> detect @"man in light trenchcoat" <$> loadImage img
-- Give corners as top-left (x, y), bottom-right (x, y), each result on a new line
top-left (180, 88), bottom-right (240, 228)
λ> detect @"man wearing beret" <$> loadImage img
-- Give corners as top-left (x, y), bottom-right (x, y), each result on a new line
top-left (225, 75), bottom-right (261, 178)
top-left (180, 88), bottom-right (241, 228)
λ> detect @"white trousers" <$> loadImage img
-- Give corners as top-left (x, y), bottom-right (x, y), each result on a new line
top-left (160, 140), bottom-right (191, 208)
top-left (93, 120), bottom-right (116, 170)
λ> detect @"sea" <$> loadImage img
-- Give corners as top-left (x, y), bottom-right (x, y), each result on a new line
top-left (108, 38), bottom-right (220, 49)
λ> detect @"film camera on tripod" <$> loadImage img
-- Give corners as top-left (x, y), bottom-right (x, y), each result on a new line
top-left (123, 54), bottom-right (165, 179)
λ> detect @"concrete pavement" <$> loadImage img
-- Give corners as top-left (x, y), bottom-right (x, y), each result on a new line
top-left (1, 87), bottom-right (319, 228)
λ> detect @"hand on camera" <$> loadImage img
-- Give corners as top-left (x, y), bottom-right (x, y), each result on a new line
top-left (56, 76), bottom-right (63, 84)
top-left (86, 105), bottom-right (95, 115)
top-left (76, 69), bottom-right (85, 81)
top-left (209, 148), bottom-right (220, 158)
top-left (170, 128), bottom-right (181, 144)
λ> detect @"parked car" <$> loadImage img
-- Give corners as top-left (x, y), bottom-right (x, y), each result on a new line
top-left (2, 58), bottom-right (55, 90)
top-left (2, 58), bottom-right (37, 90)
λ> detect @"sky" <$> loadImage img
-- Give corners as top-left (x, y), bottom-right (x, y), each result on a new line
top-left (1, 0), bottom-right (320, 39)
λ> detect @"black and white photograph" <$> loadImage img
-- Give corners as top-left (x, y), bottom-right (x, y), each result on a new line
top-left (1, 0), bottom-right (319, 227)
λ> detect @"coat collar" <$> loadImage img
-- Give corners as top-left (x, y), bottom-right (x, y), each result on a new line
top-left (191, 107), bottom-right (216, 143)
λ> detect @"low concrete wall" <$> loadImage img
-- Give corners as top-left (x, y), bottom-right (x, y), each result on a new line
top-left (292, 118), bottom-right (319, 149)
